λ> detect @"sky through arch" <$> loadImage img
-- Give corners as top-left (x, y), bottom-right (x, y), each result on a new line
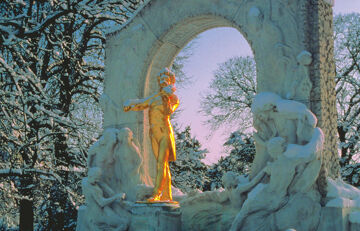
top-left (174, 27), bottom-right (253, 164)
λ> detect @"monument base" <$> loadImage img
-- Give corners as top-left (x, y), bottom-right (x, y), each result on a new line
top-left (129, 203), bottom-right (181, 231)
top-left (318, 207), bottom-right (353, 231)
top-left (318, 207), bottom-right (360, 231)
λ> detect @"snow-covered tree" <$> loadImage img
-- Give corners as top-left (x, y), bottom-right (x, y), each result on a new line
top-left (206, 132), bottom-right (255, 190)
top-left (0, 0), bottom-right (144, 229)
top-left (171, 39), bottom-right (197, 89)
top-left (170, 126), bottom-right (210, 192)
top-left (200, 56), bottom-right (256, 131)
top-left (334, 13), bottom-right (360, 186)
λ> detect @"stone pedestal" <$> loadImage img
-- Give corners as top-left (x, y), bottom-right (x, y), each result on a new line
top-left (76, 206), bottom-right (87, 231)
top-left (350, 211), bottom-right (360, 231)
top-left (318, 207), bottom-right (352, 231)
top-left (129, 203), bottom-right (181, 231)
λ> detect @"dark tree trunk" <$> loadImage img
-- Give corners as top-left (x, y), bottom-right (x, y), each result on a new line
top-left (19, 199), bottom-right (33, 231)
top-left (337, 125), bottom-right (350, 166)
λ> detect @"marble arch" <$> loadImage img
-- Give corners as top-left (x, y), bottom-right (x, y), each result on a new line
top-left (103, 0), bottom-right (338, 187)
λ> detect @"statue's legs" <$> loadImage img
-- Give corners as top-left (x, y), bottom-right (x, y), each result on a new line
top-left (160, 161), bottom-right (172, 200)
top-left (149, 131), bottom-right (171, 201)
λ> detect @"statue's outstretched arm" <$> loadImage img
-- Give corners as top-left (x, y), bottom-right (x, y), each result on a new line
top-left (123, 97), bottom-right (152, 112)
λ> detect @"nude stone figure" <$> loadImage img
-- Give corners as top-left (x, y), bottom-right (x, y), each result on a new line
top-left (250, 92), bottom-right (317, 180)
top-left (230, 128), bottom-right (324, 231)
top-left (82, 167), bottom-right (129, 231)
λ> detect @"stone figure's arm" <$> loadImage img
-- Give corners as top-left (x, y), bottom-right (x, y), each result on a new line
top-left (93, 189), bottom-right (125, 208)
top-left (235, 168), bottom-right (267, 193)
top-left (216, 190), bottom-right (231, 203)
top-left (287, 128), bottom-right (324, 164)
top-left (304, 110), bottom-right (317, 128)
top-left (254, 133), bottom-right (266, 146)
top-left (285, 151), bottom-right (309, 166)
top-left (87, 143), bottom-right (99, 168)
top-left (99, 182), bottom-right (115, 196)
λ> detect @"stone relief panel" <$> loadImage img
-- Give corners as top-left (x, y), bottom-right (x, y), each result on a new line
top-left (77, 128), bottom-right (154, 231)
top-left (235, 0), bottom-right (313, 104)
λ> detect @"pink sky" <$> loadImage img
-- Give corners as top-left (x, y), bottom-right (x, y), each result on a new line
top-left (174, 1), bottom-right (360, 165)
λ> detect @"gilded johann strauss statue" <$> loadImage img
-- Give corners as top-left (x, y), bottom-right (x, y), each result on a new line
top-left (123, 68), bottom-right (179, 202)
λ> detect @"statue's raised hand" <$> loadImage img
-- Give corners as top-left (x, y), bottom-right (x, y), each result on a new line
top-left (123, 105), bottom-right (131, 112)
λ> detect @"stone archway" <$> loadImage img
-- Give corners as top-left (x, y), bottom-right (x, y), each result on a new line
top-left (103, 0), bottom-right (338, 188)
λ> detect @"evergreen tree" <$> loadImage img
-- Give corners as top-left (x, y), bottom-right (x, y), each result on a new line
top-left (170, 126), bottom-right (210, 192)
top-left (206, 132), bottom-right (255, 190)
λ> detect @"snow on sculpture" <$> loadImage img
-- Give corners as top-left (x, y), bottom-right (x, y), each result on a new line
top-left (177, 93), bottom-right (323, 230)
top-left (77, 127), bottom-right (152, 231)
top-left (230, 128), bottom-right (324, 230)
top-left (178, 93), bottom-right (326, 231)
top-left (250, 92), bottom-right (317, 179)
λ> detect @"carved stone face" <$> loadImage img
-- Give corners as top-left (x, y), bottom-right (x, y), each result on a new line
top-left (117, 127), bottom-right (133, 145)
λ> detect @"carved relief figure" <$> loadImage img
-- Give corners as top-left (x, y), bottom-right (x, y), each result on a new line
top-left (230, 128), bottom-right (324, 231)
top-left (124, 68), bottom-right (179, 202)
top-left (252, 92), bottom-right (317, 144)
top-left (87, 128), bottom-right (119, 197)
top-left (250, 92), bottom-right (317, 179)
top-left (82, 167), bottom-right (129, 231)
top-left (247, 6), bottom-right (295, 92)
top-left (286, 50), bottom-right (313, 101)
top-left (113, 127), bottom-right (153, 201)
top-left (87, 128), bottom-right (118, 170)
top-left (250, 110), bottom-right (277, 179)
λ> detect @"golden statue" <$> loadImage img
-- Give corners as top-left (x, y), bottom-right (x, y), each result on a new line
top-left (123, 68), bottom-right (179, 203)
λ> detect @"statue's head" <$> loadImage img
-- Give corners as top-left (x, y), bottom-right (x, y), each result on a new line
top-left (266, 137), bottom-right (286, 159)
top-left (88, 167), bottom-right (102, 184)
top-left (117, 127), bottom-right (133, 145)
top-left (100, 128), bottom-right (117, 146)
top-left (157, 68), bottom-right (175, 88)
